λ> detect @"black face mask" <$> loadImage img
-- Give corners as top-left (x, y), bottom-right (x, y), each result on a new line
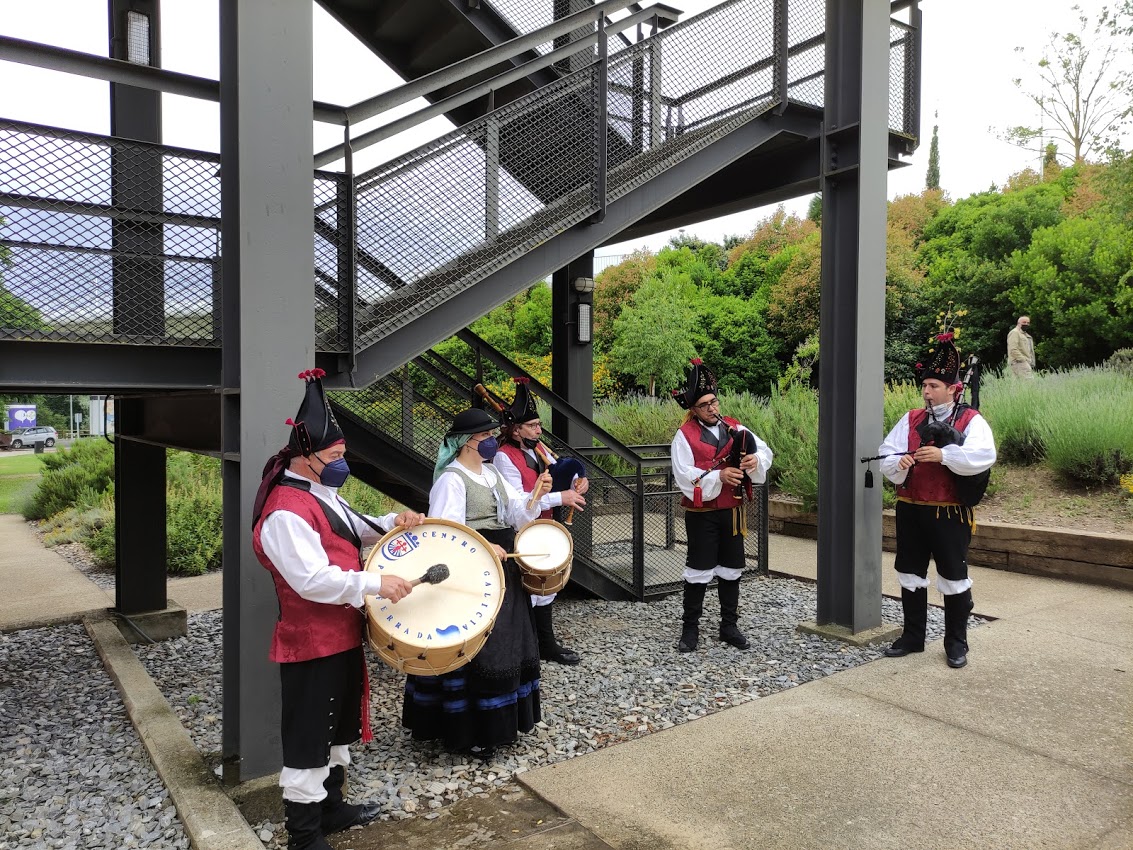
top-left (522, 437), bottom-right (540, 449)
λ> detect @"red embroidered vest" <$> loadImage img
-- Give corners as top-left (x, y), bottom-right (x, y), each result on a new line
top-left (497, 442), bottom-right (552, 519)
top-left (252, 483), bottom-right (366, 663)
top-left (897, 406), bottom-right (980, 505)
top-left (679, 415), bottom-right (743, 510)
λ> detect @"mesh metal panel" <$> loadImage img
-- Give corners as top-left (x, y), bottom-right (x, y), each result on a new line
top-left (605, 0), bottom-right (778, 202)
top-left (351, 67), bottom-right (601, 348)
top-left (0, 120), bottom-right (353, 350)
top-left (889, 20), bottom-right (917, 138)
top-left (785, 0), bottom-right (825, 108)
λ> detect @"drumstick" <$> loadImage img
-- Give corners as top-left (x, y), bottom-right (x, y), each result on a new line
top-left (410, 564), bottom-right (450, 586)
top-left (504, 552), bottom-right (550, 559)
top-left (526, 476), bottom-right (550, 511)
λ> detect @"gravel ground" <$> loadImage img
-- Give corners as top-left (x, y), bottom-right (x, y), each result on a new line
top-left (3, 539), bottom-right (984, 848)
top-left (0, 625), bottom-right (189, 850)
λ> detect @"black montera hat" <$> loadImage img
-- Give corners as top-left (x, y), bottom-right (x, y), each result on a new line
top-left (287, 368), bottom-right (345, 456)
top-left (508, 377), bottom-right (539, 424)
top-left (917, 333), bottom-right (960, 385)
top-left (447, 407), bottom-right (498, 436)
top-left (672, 358), bottom-right (718, 410)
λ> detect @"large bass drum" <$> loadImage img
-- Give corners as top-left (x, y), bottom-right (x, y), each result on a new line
top-left (514, 518), bottom-right (573, 596)
top-left (364, 519), bottom-right (505, 676)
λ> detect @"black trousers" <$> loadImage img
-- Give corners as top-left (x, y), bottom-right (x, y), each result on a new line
top-left (684, 508), bottom-right (745, 572)
top-left (280, 645), bottom-right (364, 769)
top-left (894, 501), bottom-right (972, 583)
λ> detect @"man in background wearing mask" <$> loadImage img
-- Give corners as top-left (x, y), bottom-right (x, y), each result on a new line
top-left (252, 368), bottom-right (424, 850)
top-left (1007, 315), bottom-right (1035, 378)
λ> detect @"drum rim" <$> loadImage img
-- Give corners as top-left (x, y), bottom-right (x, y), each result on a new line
top-left (363, 518), bottom-right (506, 656)
top-left (513, 517), bottom-right (574, 572)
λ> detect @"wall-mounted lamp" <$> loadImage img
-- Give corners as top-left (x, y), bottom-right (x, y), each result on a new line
top-left (575, 303), bottom-right (592, 344)
top-left (572, 276), bottom-right (595, 294)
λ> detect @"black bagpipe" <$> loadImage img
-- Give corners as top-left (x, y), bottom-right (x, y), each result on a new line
top-left (474, 382), bottom-right (588, 522)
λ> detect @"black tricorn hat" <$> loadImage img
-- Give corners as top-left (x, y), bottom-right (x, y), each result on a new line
top-left (287, 368), bottom-right (344, 456)
top-left (508, 377), bottom-right (539, 424)
top-left (447, 407), bottom-right (497, 436)
top-left (917, 333), bottom-right (961, 386)
top-left (672, 358), bottom-right (718, 410)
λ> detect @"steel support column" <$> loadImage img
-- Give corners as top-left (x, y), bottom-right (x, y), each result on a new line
top-left (220, 0), bottom-right (315, 782)
top-left (815, 0), bottom-right (889, 631)
top-left (551, 252), bottom-right (595, 450)
top-left (113, 399), bottom-right (167, 614)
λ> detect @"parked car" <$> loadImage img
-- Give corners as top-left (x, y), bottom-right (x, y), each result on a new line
top-left (6, 426), bottom-right (57, 449)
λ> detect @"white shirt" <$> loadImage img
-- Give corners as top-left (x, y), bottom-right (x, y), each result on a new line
top-left (259, 470), bottom-right (400, 608)
top-left (429, 461), bottom-right (544, 529)
top-left (492, 445), bottom-right (576, 511)
top-left (879, 402), bottom-right (997, 486)
top-left (671, 421), bottom-right (773, 502)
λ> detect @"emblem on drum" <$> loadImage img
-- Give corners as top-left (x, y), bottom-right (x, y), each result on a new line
top-left (380, 532), bottom-right (419, 560)
top-left (364, 519), bottom-right (506, 675)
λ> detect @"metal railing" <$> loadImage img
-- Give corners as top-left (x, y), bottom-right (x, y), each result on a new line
top-left (330, 329), bottom-right (768, 599)
top-left (1, 0), bottom-right (919, 356)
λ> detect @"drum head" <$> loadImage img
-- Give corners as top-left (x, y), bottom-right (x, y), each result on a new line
top-left (514, 519), bottom-right (573, 574)
top-left (364, 519), bottom-right (505, 653)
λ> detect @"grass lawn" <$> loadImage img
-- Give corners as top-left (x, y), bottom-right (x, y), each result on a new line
top-left (0, 452), bottom-right (46, 514)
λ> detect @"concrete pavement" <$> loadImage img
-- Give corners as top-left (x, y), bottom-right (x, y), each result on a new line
top-left (519, 538), bottom-right (1133, 850)
top-left (3, 512), bottom-right (1130, 849)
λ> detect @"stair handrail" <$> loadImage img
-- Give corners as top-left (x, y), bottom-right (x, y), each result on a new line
top-left (315, 2), bottom-right (674, 168)
top-left (455, 328), bottom-right (645, 470)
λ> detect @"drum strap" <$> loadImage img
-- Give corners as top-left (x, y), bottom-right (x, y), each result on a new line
top-left (277, 477), bottom-right (363, 551)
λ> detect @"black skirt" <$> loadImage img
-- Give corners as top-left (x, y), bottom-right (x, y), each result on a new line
top-left (402, 526), bottom-right (542, 752)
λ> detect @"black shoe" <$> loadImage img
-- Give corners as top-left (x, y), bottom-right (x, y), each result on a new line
top-left (677, 624), bottom-right (699, 653)
top-left (946, 652), bottom-right (968, 669)
top-left (883, 637), bottom-right (924, 658)
top-left (718, 624), bottom-right (750, 650)
top-left (285, 800), bottom-right (334, 850)
top-left (322, 800), bottom-right (381, 834)
top-left (542, 645), bottom-right (581, 665)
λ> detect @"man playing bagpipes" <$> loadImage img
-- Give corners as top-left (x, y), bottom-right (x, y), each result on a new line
top-left (491, 377), bottom-right (588, 666)
top-left (670, 359), bottom-right (773, 653)
top-left (877, 332), bottom-right (996, 669)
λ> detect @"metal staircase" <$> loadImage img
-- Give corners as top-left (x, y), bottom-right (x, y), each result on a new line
top-left (0, 0), bottom-right (919, 598)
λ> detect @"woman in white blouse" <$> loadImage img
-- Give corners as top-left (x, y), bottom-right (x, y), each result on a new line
top-left (402, 407), bottom-right (549, 756)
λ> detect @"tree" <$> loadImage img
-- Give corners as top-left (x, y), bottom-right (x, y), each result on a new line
top-left (608, 270), bottom-right (699, 396)
top-left (1010, 214), bottom-right (1133, 367)
top-left (593, 250), bottom-right (656, 353)
top-left (1005, 4), bottom-right (1133, 164)
top-left (806, 194), bottom-right (822, 224)
top-left (0, 215), bottom-right (49, 333)
top-left (925, 119), bottom-right (941, 190)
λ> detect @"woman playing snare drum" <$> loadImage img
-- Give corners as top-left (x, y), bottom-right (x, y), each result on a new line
top-left (401, 407), bottom-right (549, 755)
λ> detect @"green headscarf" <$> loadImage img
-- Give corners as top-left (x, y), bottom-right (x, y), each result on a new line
top-left (433, 433), bottom-right (472, 482)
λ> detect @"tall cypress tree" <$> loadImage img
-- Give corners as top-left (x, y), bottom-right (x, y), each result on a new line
top-left (925, 116), bottom-right (941, 190)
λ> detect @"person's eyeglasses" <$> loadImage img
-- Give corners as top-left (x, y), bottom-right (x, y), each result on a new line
top-left (695, 399), bottom-right (720, 410)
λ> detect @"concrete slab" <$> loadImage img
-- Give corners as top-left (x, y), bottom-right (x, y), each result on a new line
top-left (999, 584), bottom-right (1133, 649)
top-left (831, 619), bottom-right (1133, 785)
top-left (520, 682), bottom-right (1132, 850)
top-left (0, 514), bottom-right (111, 631)
top-left (168, 572), bottom-right (224, 613)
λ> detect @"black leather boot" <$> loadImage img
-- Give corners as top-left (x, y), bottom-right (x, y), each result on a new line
top-left (284, 800), bottom-right (333, 850)
top-left (533, 603), bottom-right (581, 665)
top-left (943, 589), bottom-right (974, 668)
top-left (717, 578), bottom-right (750, 650)
top-left (321, 765), bottom-right (381, 835)
top-left (677, 582), bottom-right (707, 652)
top-left (884, 587), bottom-right (928, 657)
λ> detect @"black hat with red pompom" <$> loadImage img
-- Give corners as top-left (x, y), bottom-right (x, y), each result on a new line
top-left (917, 333), bottom-right (961, 386)
top-left (507, 376), bottom-right (539, 424)
top-left (286, 368), bottom-right (344, 457)
top-left (672, 358), bottom-right (718, 411)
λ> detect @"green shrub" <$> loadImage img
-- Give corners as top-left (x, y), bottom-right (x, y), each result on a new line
top-left (340, 476), bottom-right (397, 517)
top-left (39, 492), bottom-right (114, 547)
top-left (883, 382), bottom-right (922, 433)
top-left (763, 383), bottom-right (819, 510)
top-left (25, 439), bottom-right (114, 520)
top-left (1038, 370), bottom-right (1133, 485)
top-left (979, 372), bottom-right (1046, 464)
top-left (1105, 348), bottom-right (1133, 377)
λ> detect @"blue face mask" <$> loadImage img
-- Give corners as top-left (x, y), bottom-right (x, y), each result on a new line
top-left (315, 456), bottom-right (350, 488)
top-left (475, 436), bottom-right (499, 461)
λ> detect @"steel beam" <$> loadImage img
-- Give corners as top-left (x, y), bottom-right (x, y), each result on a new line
top-left (220, 0), bottom-right (315, 783)
top-left (815, 0), bottom-right (890, 632)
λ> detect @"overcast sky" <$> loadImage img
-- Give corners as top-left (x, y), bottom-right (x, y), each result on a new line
top-left (2, 0), bottom-right (1128, 259)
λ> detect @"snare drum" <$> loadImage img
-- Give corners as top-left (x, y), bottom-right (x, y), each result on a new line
top-left (364, 519), bottom-right (505, 676)
top-left (513, 519), bottom-right (573, 596)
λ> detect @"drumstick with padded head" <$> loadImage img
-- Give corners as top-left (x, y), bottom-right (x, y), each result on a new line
top-left (410, 563), bottom-right (450, 586)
